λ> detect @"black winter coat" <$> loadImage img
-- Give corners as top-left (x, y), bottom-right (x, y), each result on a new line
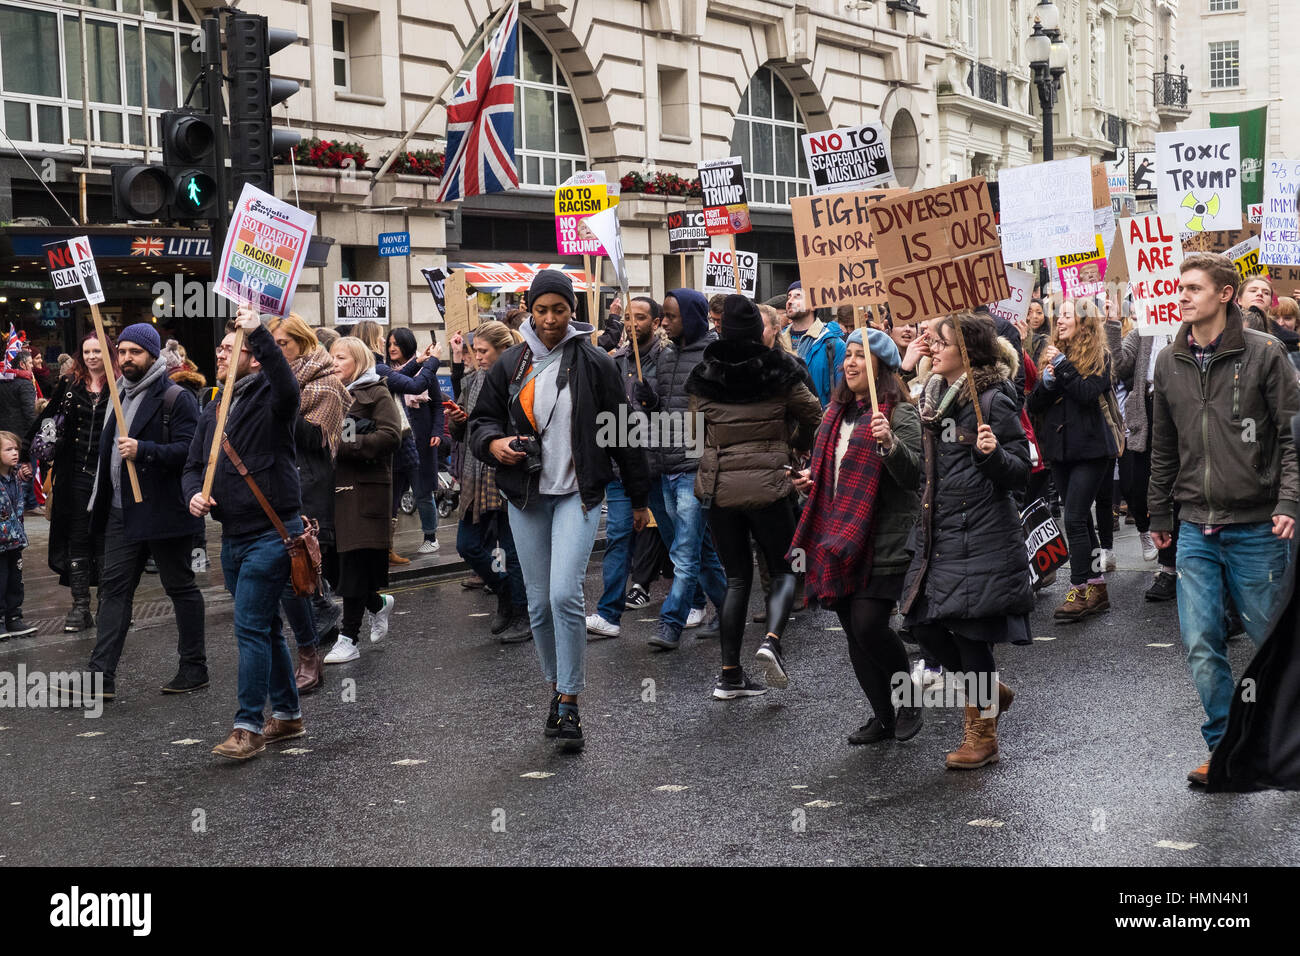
top-left (1027, 352), bottom-right (1115, 462)
top-left (0, 376), bottom-right (35, 439)
top-left (900, 362), bottom-right (1034, 626)
top-left (650, 330), bottom-right (715, 476)
top-left (468, 336), bottom-right (651, 512)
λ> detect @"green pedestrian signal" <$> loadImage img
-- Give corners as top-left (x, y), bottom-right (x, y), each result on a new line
top-left (187, 177), bottom-right (202, 206)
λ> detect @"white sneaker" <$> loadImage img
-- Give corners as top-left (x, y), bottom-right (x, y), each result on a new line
top-left (323, 635), bottom-right (359, 664)
top-left (370, 594), bottom-right (395, 643)
top-left (910, 658), bottom-right (944, 694)
top-left (1140, 532), bottom-right (1158, 561)
top-left (684, 607), bottom-right (706, 628)
top-left (585, 613), bottom-right (620, 638)
top-left (417, 539), bottom-right (440, 554)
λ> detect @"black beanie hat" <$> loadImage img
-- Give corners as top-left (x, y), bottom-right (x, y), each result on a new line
top-left (720, 294), bottom-right (763, 341)
top-left (526, 268), bottom-right (577, 312)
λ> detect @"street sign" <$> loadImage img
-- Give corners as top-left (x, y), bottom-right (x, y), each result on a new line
top-left (379, 231), bottom-right (411, 257)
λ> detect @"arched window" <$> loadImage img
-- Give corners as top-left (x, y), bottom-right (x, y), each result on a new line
top-left (890, 109), bottom-right (920, 187)
top-left (730, 66), bottom-right (810, 207)
top-left (513, 23), bottom-right (586, 187)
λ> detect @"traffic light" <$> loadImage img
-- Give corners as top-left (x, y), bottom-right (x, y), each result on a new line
top-left (111, 164), bottom-right (172, 220)
top-left (226, 11), bottom-right (300, 194)
top-left (161, 108), bottom-right (219, 220)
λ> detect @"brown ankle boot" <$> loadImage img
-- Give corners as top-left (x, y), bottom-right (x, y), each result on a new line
top-left (388, 518), bottom-right (410, 565)
top-left (1084, 582), bottom-right (1110, 614)
top-left (996, 681), bottom-right (1014, 723)
top-left (946, 706), bottom-right (1000, 769)
top-left (295, 645), bottom-right (324, 694)
top-left (1054, 586), bottom-right (1090, 622)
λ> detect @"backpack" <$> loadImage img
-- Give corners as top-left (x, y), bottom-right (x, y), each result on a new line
top-left (160, 382), bottom-right (185, 445)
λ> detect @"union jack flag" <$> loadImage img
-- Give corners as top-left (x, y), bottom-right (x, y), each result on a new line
top-left (131, 236), bottom-right (165, 256)
top-left (435, 2), bottom-right (520, 203)
top-left (2, 324), bottom-right (26, 374)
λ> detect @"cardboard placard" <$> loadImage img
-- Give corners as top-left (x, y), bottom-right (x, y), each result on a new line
top-left (790, 189), bottom-right (907, 310)
top-left (866, 176), bottom-right (1010, 324)
top-left (698, 157), bottom-right (751, 236)
top-left (998, 158), bottom-right (1096, 262)
top-left (667, 209), bottom-right (710, 253)
top-left (1175, 222), bottom-right (1300, 297)
top-left (1121, 215), bottom-right (1184, 336)
top-left (442, 269), bottom-right (471, 337)
top-left (334, 281), bottom-right (390, 323)
top-left (702, 248), bottom-right (758, 296)
top-left (1156, 127), bottom-right (1243, 233)
top-left (801, 124), bottom-right (894, 194)
top-left (214, 183), bottom-right (315, 317)
top-left (987, 267), bottom-right (1036, 325)
top-left (555, 175), bottom-right (613, 256)
top-left (1092, 163), bottom-right (1110, 209)
top-left (1261, 159), bottom-right (1300, 267)
top-left (43, 236), bottom-right (104, 306)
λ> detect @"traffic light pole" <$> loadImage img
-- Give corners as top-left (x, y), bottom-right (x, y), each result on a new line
top-left (203, 13), bottom-right (228, 345)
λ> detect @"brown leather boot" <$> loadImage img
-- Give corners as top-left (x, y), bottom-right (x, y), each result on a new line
top-left (945, 706), bottom-right (999, 769)
top-left (212, 729), bottom-right (266, 760)
top-left (1084, 582), bottom-right (1110, 615)
top-left (1053, 586), bottom-right (1090, 622)
top-left (295, 645), bottom-right (324, 694)
top-left (980, 681), bottom-right (1016, 721)
top-left (389, 519), bottom-right (410, 566)
top-left (260, 716), bottom-right (306, 743)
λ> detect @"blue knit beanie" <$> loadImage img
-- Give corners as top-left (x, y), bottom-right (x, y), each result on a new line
top-left (117, 323), bottom-right (161, 358)
top-left (846, 327), bottom-right (900, 370)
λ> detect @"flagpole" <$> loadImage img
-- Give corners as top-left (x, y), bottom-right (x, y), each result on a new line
top-left (370, 1), bottom-right (514, 190)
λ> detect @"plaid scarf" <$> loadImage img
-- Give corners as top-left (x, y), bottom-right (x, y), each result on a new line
top-left (458, 369), bottom-right (504, 521)
top-left (789, 397), bottom-right (893, 602)
top-left (292, 347), bottom-right (352, 458)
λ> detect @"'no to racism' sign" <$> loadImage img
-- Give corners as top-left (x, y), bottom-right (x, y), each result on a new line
top-left (801, 123), bottom-right (893, 194)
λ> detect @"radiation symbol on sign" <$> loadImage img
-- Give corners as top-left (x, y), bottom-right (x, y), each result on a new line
top-left (1181, 192), bottom-right (1221, 231)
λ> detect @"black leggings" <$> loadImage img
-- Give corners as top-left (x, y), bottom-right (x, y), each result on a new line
top-left (1093, 469), bottom-right (1114, 550)
top-left (342, 593), bottom-right (384, 636)
top-left (1118, 447), bottom-right (1151, 533)
top-left (911, 622), bottom-right (997, 709)
top-left (835, 593), bottom-right (908, 726)
top-left (708, 497), bottom-right (798, 668)
top-left (1052, 457), bottom-right (1110, 585)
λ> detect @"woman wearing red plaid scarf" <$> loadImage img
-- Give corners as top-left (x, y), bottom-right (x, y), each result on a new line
top-left (899, 314), bottom-right (1034, 770)
top-left (789, 327), bottom-right (924, 745)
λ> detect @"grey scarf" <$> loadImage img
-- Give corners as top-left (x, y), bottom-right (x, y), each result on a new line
top-left (92, 357), bottom-right (169, 510)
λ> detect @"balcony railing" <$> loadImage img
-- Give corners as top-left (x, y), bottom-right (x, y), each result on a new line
top-left (1154, 56), bottom-right (1190, 109)
top-left (1105, 113), bottom-right (1127, 148)
top-left (967, 63), bottom-right (1009, 107)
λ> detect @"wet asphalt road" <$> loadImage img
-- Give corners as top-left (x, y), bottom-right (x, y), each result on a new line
top-left (0, 523), bottom-right (1297, 867)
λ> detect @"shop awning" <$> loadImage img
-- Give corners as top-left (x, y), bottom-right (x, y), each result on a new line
top-left (448, 262), bottom-right (593, 293)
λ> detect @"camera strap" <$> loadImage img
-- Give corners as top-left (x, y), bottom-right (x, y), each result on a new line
top-left (508, 341), bottom-right (573, 436)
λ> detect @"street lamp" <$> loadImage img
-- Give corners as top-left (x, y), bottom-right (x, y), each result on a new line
top-left (1026, 0), bottom-right (1067, 291)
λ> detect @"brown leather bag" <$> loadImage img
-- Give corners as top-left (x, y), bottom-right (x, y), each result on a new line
top-left (220, 434), bottom-right (322, 597)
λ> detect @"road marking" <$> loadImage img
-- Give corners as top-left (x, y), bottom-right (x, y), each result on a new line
top-left (1146, 642), bottom-right (1174, 648)
top-left (1033, 636), bottom-right (1056, 642)
top-left (170, 738), bottom-right (202, 745)
top-left (791, 785), bottom-right (808, 789)
top-left (1155, 840), bottom-right (1199, 851)
top-left (804, 799), bottom-right (838, 808)
top-left (392, 759), bottom-right (426, 766)
top-left (520, 771), bottom-right (554, 779)
top-left (0, 727), bottom-right (9, 731)
top-left (967, 819), bottom-right (1005, 828)
top-left (825, 627), bottom-right (843, 632)
top-left (281, 748), bottom-right (311, 755)
top-left (469, 612), bottom-right (489, 617)
top-left (133, 781), bottom-right (145, 785)
top-left (76, 731), bottom-right (104, 738)
top-left (656, 784), bottom-right (689, 792)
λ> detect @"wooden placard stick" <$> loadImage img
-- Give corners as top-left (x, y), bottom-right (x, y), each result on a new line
top-left (89, 302), bottom-right (142, 503)
top-left (679, 251), bottom-right (686, 287)
top-left (863, 313), bottom-right (879, 418)
top-left (951, 314), bottom-right (984, 428)
top-left (200, 324), bottom-right (245, 498)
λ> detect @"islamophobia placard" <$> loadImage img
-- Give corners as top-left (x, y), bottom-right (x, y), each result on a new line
top-left (667, 209), bottom-right (710, 253)
top-left (789, 188), bottom-right (906, 309)
top-left (1261, 159), bottom-right (1300, 267)
top-left (1121, 214), bottom-right (1184, 336)
top-left (215, 183), bottom-right (315, 317)
top-left (1156, 127), bottom-right (1242, 233)
top-left (702, 248), bottom-right (758, 296)
top-left (866, 176), bottom-right (1010, 324)
top-left (987, 267), bottom-right (1036, 325)
top-left (998, 158), bottom-right (1095, 262)
top-left (335, 281), bottom-right (390, 323)
top-left (698, 157), bottom-right (751, 235)
top-left (801, 124), bottom-right (893, 194)
top-left (43, 236), bottom-right (104, 307)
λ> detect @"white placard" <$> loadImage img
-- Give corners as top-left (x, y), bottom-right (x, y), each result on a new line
top-left (987, 266), bottom-right (1036, 325)
top-left (702, 248), bottom-right (758, 296)
top-left (1155, 127), bottom-right (1243, 233)
top-left (998, 158), bottom-right (1095, 262)
top-left (1261, 158), bottom-right (1300, 266)
top-left (1121, 214), bottom-right (1184, 336)
top-left (334, 281), bottom-right (390, 323)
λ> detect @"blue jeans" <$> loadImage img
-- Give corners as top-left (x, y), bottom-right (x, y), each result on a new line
top-left (455, 510), bottom-right (526, 606)
top-left (508, 494), bottom-right (601, 696)
top-left (280, 590), bottom-right (318, 648)
top-left (1176, 520), bottom-right (1291, 750)
top-left (597, 480), bottom-right (634, 624)
top-left (222, 519), bottom-right (303, 734)
top-left (649, 473), bottom-right (727, 631)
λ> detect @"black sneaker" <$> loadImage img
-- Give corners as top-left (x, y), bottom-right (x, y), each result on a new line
top-left (1145, 571), bottom-right (1176, 602)
top-left (894, 705), bottom-right (924, 742)
top-left (647, 621), bottom-right (681, 650)
top-left (499, 608), bottom-right (532, 645)
top-left (712, 668), bottom-right (767, 700)
top-left (755, 637), bottom-right (788, 689)
top-left (848, 717), bottom-right (894, 745)
top-left (694, 615), bottom-right (720, 639)
top-left (555, 708), bottom-right (584, 752)
top-left (625, 584), bottom-right (650, 609)
top-left (4, 618), bottom-right (36, 638)
top-left (161, 672), bottom-right (210, 694)
top-left (543, 693), bottom-right (562, 737)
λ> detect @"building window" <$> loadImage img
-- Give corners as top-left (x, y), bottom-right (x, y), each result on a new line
top-left (890, 109), bottom-right (920, 188)
top-left (0, 0), bottom-right (200, 152)
top-left (1208, 0), bottom-right (1238, 11)
top-left (659, 67), bottom-right (688, 140)
top-left (1208, 40), bottom-right (1239, 88)
top-left (332, 15), bottom-right (349, 89)
top-left (730, 66), bottom-right (810, 207)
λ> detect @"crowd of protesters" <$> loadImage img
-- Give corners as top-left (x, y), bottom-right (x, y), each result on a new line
top-left (6, 249), bottom-right (1299, 792)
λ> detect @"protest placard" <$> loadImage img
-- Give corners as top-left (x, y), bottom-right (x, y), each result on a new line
top-left (790, 188), bottom-right (906, 309)
top-left (582, 206), bottom-right (627, 295)
top-left (1156, 127), bottom-right (1242, 233)
top-left (1121, 214), bottom-right (1184, 336)
top-left (1022, 497), bottom-right (1069, 588)
top-left (214, 183), bottom-right (315, 318)
top-left (420, 267), bottom-right (447, 320)
top-left (1249, 203), bottom-right (1263, 224)
top-left (1261, 159), bottom-right (1300, 267)
top-left (1224, 235), bottom-right (1266, 281)
top-left (1055, 234), bottom-right (1108, 299)
top-left (43, 236), bottom-right (104, 307)
top-left (1108, 149), bottom-right (1130, 197)
top-left (335, 281), bottom-right (390, 323)
top-left (801, 124), bottom-right (893, 194)
top-left (866, 176), bottom-right (1010, 324)
top-left (698, 157), bottom-right (751, 235)
top-left (702, 248), bottom-right (758, 296)
top-left (987, 267), bottom-right (1036, 325)
top-left (442, 269), bottom-right (471, 337)
top-left (998, 158), bottom-right (1095, 262)
top-left (555, 178), bottom-right (612, 256)
top-left (667, 209), bottom-right (709, 253)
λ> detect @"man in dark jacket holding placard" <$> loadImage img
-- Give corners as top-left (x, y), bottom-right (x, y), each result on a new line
top-left (185, 306), bottom-right (304, 762)
top-left (83, 323), bottom-right (205, 700)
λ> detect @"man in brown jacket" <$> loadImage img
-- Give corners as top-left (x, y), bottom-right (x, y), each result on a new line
top-left (1148, 252), bottom-right (1300, 786)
